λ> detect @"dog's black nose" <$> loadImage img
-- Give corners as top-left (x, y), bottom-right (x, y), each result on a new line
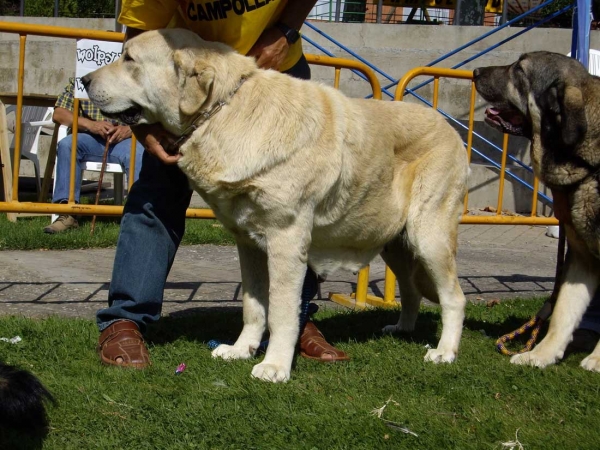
top-left (473, 68), bottom-right (481, 79)
top-left (81, 75), bottom-right (91, 89)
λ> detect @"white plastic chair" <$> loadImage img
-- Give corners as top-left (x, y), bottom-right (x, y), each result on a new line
top-left (52, 124), bottom-right (125, 203)
top-left (49, 123), bottom-right (126, 223)
top-left (6, 105), bottom-right (53, 195)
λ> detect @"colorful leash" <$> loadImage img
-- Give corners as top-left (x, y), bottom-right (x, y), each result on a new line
top-left (496, 222), bottom-right (565, 356)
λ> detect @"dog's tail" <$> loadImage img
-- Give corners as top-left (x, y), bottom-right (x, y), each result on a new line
top-left (0, 362), bottom-right (56, 437)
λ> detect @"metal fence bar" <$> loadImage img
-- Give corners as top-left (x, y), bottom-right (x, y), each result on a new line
top-left (333, 67), bottom-right (559, 311)
top-left (0, 22), bottom-right (382, 219)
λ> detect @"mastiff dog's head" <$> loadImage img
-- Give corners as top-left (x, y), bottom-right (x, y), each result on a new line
top-left (82, 28), bottom-right (257, 136)
top-left (473, 51), bottom-right (590, 148)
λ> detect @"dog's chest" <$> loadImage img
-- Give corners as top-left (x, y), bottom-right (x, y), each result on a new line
top-left (193, 184), bottom-right (282, 250)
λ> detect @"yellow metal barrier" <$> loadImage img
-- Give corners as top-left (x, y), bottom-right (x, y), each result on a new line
top-left (0, 22), bottom-right (382, 220)
top-left (329, 67), bottom-right (559, 310)
top-left (1, 24), bottom-right (553, 312)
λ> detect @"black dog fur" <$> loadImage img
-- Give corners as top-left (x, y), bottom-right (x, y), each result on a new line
top-left (0, 362), bottom-right (55, 447)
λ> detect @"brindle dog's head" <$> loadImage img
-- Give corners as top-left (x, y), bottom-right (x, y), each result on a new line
top-left (473, 51), bottom-right (590, 149)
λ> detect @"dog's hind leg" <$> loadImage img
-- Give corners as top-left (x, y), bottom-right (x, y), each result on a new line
top-left (380, 236), bottom-right (422, 334)
top-left (212, 242), bottom-right (269, 361)
top-left (511, 250), bottom-right (599, 369)
top-left (407, 214), bottom-right (466, 363)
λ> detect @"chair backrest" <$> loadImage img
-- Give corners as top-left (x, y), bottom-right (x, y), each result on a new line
top-left (7, 105), bottom-right (54, 160)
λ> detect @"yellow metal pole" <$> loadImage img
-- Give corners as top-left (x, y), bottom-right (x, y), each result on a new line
top-left (11, 34), bottom-right (27, 201)
top-left (395, 67), bottom-right (474, 101)
top-left (334, 67), bottom-right (341, 90)
top-left (463, 82), bottom-right (477, 215)
top-left (460, 215), bottom-right (557, 225)
top-left (531, 176), bottom-right (540, 217)
top-left (355, 266), bottom-right (370, 309)
top-left (432, 77), bottom-right (439, 109)
top-left (306, 54), bottom-right (382, 100)
top-left (0, 21), bottom-right (124, 42)
top-left (383, 265), bottom-right (397, 305)
top-left (0, 201), bottom-right (217, 218)
top-left (496, 133), bottom-right (510, 215)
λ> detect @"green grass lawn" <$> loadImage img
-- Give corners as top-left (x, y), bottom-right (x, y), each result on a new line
top-left (0, 213), bottom-right (235, 250)
top-left (1, 299), bottom-right (599, 449)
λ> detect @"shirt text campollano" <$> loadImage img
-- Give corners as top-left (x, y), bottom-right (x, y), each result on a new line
top-left (185, 0), bottom-right (278, 21)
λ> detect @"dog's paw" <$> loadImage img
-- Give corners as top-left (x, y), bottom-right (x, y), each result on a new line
top-left (251, 362), bottom-right (290, 383)
top-left (580, 354), bottom-right (600, 372)
top-left (211, 344), bottom-right (254, 360)
top-left (510, 351), bottom-right (557, 368)
top-left (424, 348), bottom-right (456, 363)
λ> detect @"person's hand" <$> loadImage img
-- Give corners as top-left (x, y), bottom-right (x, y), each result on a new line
top-left (107, 125), bottom-right (133, 144)
top-left (132, 123), bottom-right (181, 165)
top-left (88, 120), bottom-right (116, 139)
top-left (247, 27), bottom-right (289, 70)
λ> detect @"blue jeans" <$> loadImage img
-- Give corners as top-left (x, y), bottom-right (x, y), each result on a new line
top-left (97, 55), bottom-right (312, 332)
top-left (53, 132), bottom-right (144, 203)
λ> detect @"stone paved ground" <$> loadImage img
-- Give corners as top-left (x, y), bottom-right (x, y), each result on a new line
top-left (0, 224), bottom-right (558, 320)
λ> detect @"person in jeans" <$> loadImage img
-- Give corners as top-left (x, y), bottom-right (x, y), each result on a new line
top-left (44, 78), bottom-right (144, 234)
top-left (97, 0), bottom-right (349, 368)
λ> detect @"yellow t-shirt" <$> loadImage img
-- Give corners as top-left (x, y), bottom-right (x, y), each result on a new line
top-left (119, 0), bottom-right (303, 71)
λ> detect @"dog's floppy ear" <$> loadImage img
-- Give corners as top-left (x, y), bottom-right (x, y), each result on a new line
top-left (174, 49), bottom-right (216, 117)
top-left (559, 85), bottom-right (587, 147)
top-left (538, 81), bottom-right (587, 147)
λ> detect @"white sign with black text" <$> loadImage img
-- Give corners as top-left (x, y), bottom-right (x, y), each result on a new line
top-left (75, 39), bottom-right (122, 99)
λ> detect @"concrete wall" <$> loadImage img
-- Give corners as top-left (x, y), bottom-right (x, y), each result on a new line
top-left (2, 17), bottom-right (597, 212)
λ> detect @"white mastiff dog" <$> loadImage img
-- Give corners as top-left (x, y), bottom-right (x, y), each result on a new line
top-left (84, 29), bottom-right (469, 382)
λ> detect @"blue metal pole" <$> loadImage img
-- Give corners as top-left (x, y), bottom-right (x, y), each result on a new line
top-left (576, 0), bottom-right (592, 68)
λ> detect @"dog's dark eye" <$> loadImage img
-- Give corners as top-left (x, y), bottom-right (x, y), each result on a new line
top-left (123, 53), bottom-right (134, 62)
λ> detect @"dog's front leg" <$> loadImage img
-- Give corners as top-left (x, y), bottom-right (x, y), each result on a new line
top-left (511, 251), bottom-right (598, 368)
top-left (251, 226), bottom-right (310, 383)
top-left (212, 242), bottom-right (269, 361)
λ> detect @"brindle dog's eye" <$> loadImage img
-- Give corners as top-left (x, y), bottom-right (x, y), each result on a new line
top-left (123, 53), bottom-right (133, 62)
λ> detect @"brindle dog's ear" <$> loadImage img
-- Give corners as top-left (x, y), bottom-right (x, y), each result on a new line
top-left (560, 85), bottom-right (587, 147)
top-left (173, 49), bottom-right (215, 117)
top-left (538, 80), bottom-right (587, 147)
top-left (537, 82), bottom-right (561, 116)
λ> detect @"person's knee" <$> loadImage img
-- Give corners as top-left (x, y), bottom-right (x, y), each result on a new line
top-left (56, 137), bottom-right (72, 156)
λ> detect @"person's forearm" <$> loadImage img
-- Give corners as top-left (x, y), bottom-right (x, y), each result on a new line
top-left (278, 0), bottom-right (318, 31)
top-left (53, 107), bottom-right (99, 133)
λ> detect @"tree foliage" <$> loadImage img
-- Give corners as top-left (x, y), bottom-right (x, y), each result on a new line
top-left (0, 0), bottom-right (115, 17)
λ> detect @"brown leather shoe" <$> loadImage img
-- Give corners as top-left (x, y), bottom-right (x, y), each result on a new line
top-left (98, 320), bottom-right (151, 369)
top-left (300, 321), bottom-right (350, 362)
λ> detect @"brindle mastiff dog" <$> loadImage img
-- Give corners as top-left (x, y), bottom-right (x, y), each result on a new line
top-left (474, 51), bottom-right (600, 372)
